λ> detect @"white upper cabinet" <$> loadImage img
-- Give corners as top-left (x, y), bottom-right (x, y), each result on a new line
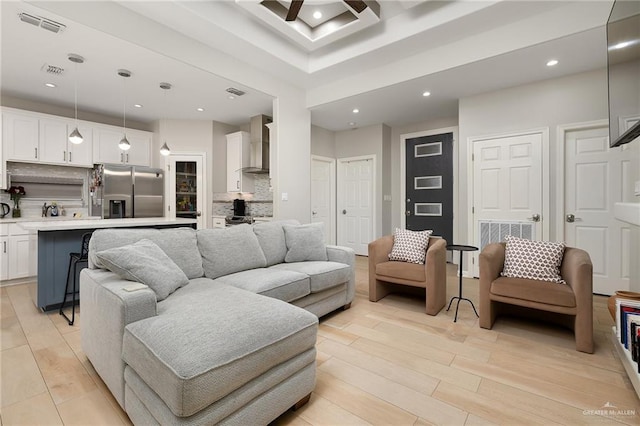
top-left (93, 127), bottom-right (151, 166)
top-left (3, 109), bottom-right (93, 167)
top-left (3, 111), bottom-right (39, 161)
top-left (226, 131), bottom-right (254, 193)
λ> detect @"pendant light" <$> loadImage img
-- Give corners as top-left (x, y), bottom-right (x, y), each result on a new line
top-left (159, 82), bottom-right (171, 156)
top-left (68, 54), bottom-right (84, 144)
top-left (117, 69), bottom-right (132, 151)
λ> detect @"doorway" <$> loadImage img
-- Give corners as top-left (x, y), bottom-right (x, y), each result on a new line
top-left (337, 155), bottom-right (375, 256)
top-left (469, 129), bottom-right (549, 276)
top-left (311, 156), bottom-right (336, 245)
top-left (404, 132), bottom-right (454, 243)
top-left (558, 120), bottom-right (635, 295)
top-left (165, 153), bottom-right (206, 229)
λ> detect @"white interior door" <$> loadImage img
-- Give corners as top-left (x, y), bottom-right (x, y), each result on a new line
top-left (471, 132), bottom-right (544, 276)
top-left (337, 156), bottom-right (374, 256)
top-left (564, 125), bottom-right (630, 295)
top-left (311, 156), bottom-right (336, 245)
top-left (166, 153), bottom-right (206, 229)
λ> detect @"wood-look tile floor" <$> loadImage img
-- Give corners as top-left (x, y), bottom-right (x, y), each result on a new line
top-left (1, 256), bottom-right (638, 425)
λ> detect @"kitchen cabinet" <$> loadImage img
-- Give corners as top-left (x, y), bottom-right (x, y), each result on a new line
top-left (0, 224), bottom-right (8, 281)
top-left (3, 111), bottom-right (39, 161)
top-left (39, 118), bottom-right (93, 167)
top-left (0, 114), bottom-right (4, 190)
top-left (166, 154), bottom-right (205, 229)
top-left (93, 127), bottom-right (151, 166)
top-left (0, 223), bottom-right (35, 281)
top-left (3, 109), bottom-right (93, 167)
top-left (226, 131), bottom-right (254, 193)
top-left (212, 215), bottom-right (226, 228)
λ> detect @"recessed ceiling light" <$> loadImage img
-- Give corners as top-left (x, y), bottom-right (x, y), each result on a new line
top-left (349, 122), bottom-right (356, 126)
top-left (196, 107), bottom-right (205, 112)
top-left (352, 108), bottom-right (359, 114)
top-left (134, 104), bottom-right (143, 108)
top-left (44, 82), bottom-right (56, 88)
top-left (228, 95), bottom-right (236, 100)
top-left (546, 59), bottom-right (559, 67)
top-left (313, 10), bottom-right (322, 19)
top-left (611, 40), bottom-right (634, 50)
top-left (422, 91), bottom-right (431, 97)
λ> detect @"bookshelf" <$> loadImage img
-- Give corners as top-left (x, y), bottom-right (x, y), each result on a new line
top-left (611, 327), bottom-right (640, 399)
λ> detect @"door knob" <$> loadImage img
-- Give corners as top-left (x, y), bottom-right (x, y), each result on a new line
top-left (342, 209), bottom-right (347, 214)
top-left (527, 213), bottom-right (541, 222)
top-left (406, 210), bottom-right (411, 216)
top-left (312, 211), bottom-right (317, 215)
top-left (196, 211), bottom-right (202, 217)
top-left (566, 213), bottom-right (575, 223)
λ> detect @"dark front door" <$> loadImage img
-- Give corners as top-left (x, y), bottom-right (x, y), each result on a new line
top-left (406, 133), bottom-right (453, 244)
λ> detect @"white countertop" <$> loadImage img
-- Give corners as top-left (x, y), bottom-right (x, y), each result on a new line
top-left (0, 215), bottom-right (102, 224)
top-left (18, 217), bottom-right (197, 231)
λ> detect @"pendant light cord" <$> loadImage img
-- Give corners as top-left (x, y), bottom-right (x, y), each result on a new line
top-left (74, 62), bottom-right (79, 127)
top-left (122, 77), bottom-right (126, 134)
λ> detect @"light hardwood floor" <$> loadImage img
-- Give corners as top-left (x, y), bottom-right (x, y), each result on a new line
top-left (1, 256), bottom-right (638, 425)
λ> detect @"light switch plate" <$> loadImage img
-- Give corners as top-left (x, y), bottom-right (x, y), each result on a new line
top-left (281, 192), bottom-right (288, 201)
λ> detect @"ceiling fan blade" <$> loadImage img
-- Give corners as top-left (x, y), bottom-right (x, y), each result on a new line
top-left (344, 0), bottom-right (368, 13)
top-left (285, 0), bottom-right (304, 21)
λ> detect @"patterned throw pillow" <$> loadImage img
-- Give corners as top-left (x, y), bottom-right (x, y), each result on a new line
top-left (388, 228), bottom-right (433, 264)
top-left (501, 235), bottom-right (566, 283)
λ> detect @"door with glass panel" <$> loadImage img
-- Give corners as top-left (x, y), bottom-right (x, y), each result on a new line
top-left (166, 154), bottom-right (205, 229)
top-left (405, 133), bottom-right (453, 244)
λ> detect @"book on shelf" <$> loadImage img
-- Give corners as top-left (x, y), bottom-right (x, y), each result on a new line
top-left (626, 314), bottom-right (640, 351)
top-left (616, 298), bottom-right (640, 350)
top-left (616, 298), bottom-right (640, 337)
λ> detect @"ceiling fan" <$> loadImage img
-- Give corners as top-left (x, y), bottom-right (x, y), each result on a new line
top-left (285, 0), bottom-right (368, 21)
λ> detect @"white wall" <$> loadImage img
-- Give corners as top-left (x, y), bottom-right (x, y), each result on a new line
top-left (458, 68), bottom-right (608, 244)
top-left (212, 121), bottom-right (240, 194)
top-left (311, 125), bottom-right (336, 158)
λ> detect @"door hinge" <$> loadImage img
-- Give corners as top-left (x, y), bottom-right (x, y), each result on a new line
top-left (472, 257), bottom-right (475, 265)
top-left (472, 206), bottom-right (475, 214)
top-left (167, 164), bottom-right (170, 172)
top-left (472, 153), bottom-right (475, 161)
top-left (168, 205), bottom-right (171, 211)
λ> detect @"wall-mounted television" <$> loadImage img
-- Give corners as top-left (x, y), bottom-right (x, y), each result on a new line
top-left (607, 0), bottom-right (640, 147)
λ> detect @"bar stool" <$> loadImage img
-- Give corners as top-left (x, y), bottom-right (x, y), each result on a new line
top-left (59, 232), bottom-right (92, 325)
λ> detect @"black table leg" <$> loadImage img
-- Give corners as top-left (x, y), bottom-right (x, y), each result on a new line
top-left (446, 249), bottom-right (479, 322)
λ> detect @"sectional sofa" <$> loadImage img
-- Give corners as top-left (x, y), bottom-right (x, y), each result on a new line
top-left (80, 220), bottom-right (355, 425)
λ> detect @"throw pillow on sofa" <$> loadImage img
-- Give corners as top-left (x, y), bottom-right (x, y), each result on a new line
top-left (283, 223), bottom-right (328, 262)
top-left (95, 239), bottom-right (189, 301)
top-left (501, 235), bottom-right (566, 283)
top-left (198, 224), bottom-right (267, 279)
top-left (388, 228), bottom-right (433, 264)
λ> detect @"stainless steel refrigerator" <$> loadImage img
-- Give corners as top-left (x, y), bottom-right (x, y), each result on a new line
top-left (90, 164), bottom-right (164, 218)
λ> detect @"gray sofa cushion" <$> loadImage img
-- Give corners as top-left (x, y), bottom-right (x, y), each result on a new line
top-left (213, 268), bottom-right (310, 302)
top-left (198, 224), bottom-right (267, 279)
top-left (122, 285), bottom-right (318, 418)
top-left (283, 223), bottom-right (328, 262)
top-left (253, 220), bottom-right (299, 266)
top-left (89, 227), bottom-right (203, 279)
top-left (95, 239), bottom-right (188, 301)
top-left (270, 261), bottom-right (351, 293)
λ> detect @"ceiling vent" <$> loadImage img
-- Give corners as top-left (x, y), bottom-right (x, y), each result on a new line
top-left (226, 87), bottom-right (246, 97)
top-left (18, 12), bottom-right (66, 34)
top-left (41, 63), bottom-right (65, 76)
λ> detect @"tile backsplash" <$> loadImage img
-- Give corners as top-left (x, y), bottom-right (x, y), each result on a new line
top-left (1, 162), bottom-right (90, 218)
top-left (212, 173), bottom-right (273, 217)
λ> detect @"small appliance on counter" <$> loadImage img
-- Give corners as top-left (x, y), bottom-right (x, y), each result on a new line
top-left (90, 164), bottom-right (164, 218)
top-left (0, 203), bottom-right (9, 218)
top-left (225, 199), bottom-right (253, 225)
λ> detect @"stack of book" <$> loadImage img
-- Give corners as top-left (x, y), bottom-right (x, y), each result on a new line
top-left (616, 297), bottom-right (640, 370)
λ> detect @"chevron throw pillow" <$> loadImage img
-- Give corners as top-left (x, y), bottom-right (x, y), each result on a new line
top-left (501, 235), bottom-right (566, 283)
top-left (388, 228), bottom-right (433, 264)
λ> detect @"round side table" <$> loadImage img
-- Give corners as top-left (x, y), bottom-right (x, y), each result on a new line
top-left (446, 244), bottom-right (479, 322)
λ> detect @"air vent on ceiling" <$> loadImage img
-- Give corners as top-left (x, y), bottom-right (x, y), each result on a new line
top-left (41, 63), bottom-right (65, 76)
top-left (226, 87), bottom-right (246, 97)
top-left (18, 12), bottom-right (66, 34)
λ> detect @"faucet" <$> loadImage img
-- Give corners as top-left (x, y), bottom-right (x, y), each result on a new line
top-left (42, 203), bottom-right (52, 217)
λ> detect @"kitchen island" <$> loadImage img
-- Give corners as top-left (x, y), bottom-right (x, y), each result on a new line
top-left (20, 217), bottom-right (197, 311)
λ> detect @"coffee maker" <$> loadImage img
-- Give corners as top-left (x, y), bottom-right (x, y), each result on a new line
top-left (233, 199), bottom-right (246, 217)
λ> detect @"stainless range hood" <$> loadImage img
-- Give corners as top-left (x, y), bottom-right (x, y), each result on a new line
top-left (242, 114), bottom-right (272, 174)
